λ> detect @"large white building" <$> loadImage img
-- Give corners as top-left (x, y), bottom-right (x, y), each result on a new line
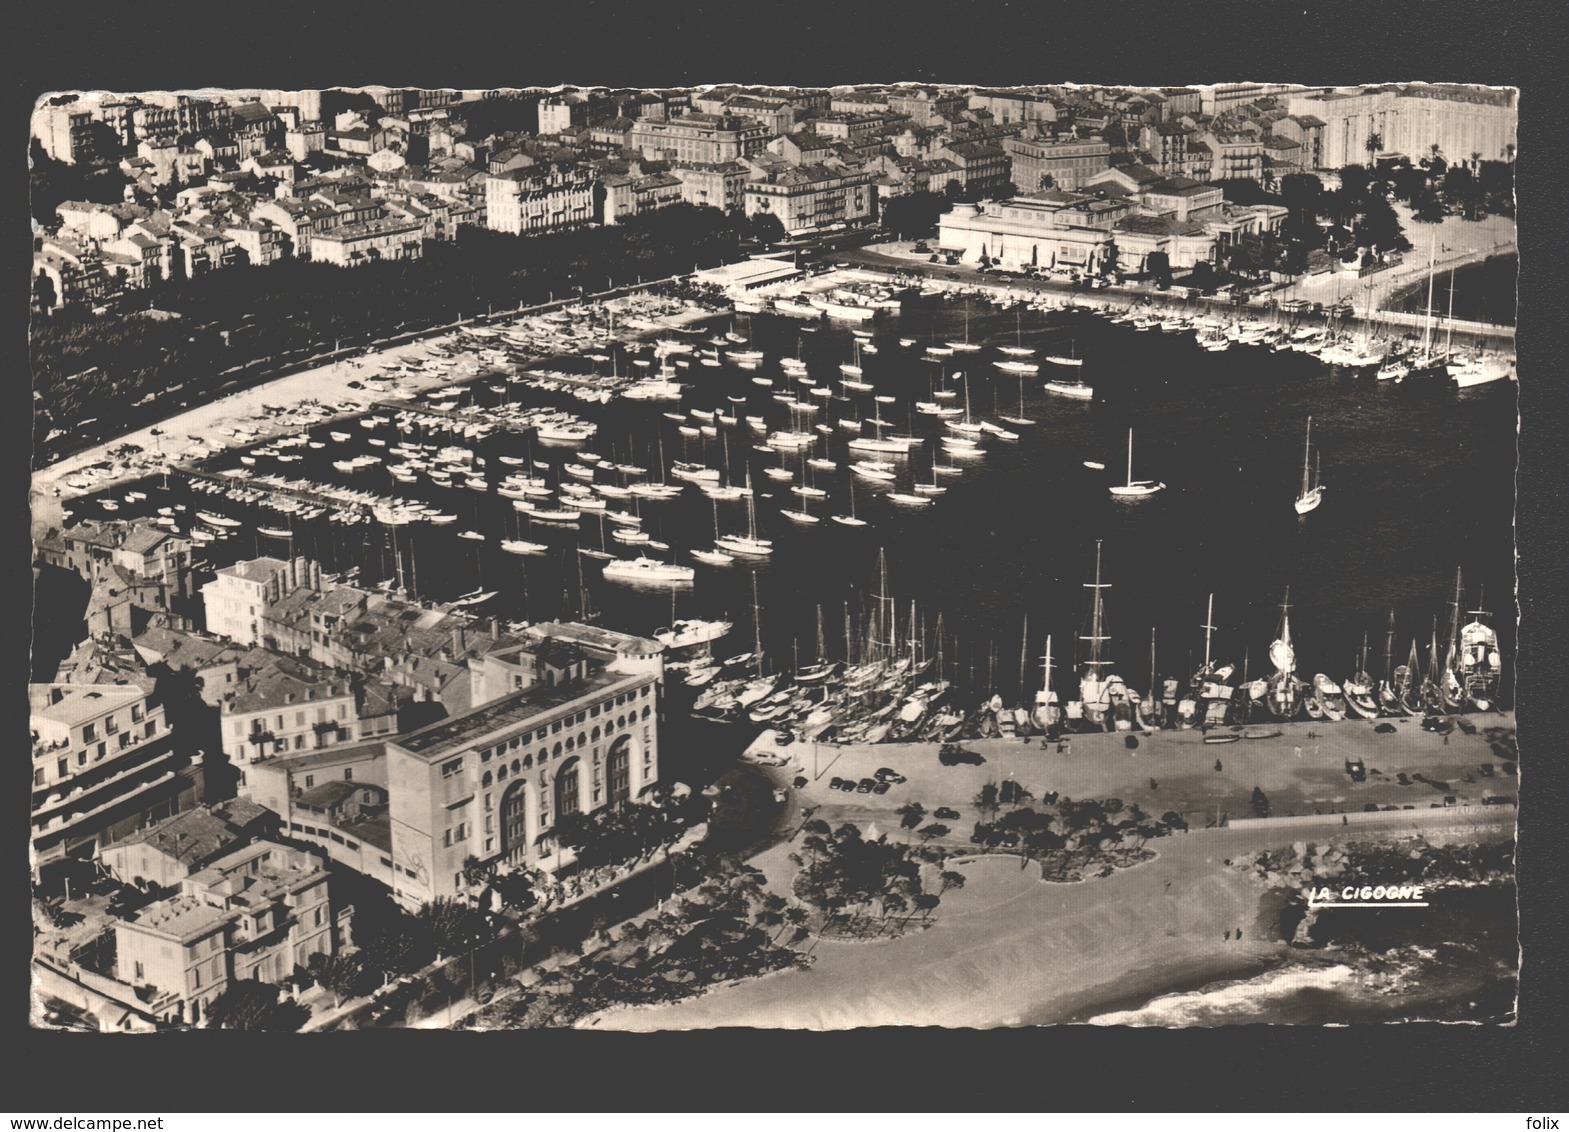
top-left (248, 622), bottom-right (665, 911)
top-left (30, 683), bottom-right (196, 884)
top-left (1283, 84), bottom-right (1517, 169)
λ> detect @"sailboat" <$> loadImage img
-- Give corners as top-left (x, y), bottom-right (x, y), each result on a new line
top-left (831, 477), bottom-right (868, 527)
top-left (1000, 372), bottom-right (1035, 427)
top-left (1344, 635), bottom-right (1382, 719)
top-left (1263, 588), bottom-right (1305, 720)
top-left (1459, 588), bottom-right (1502, 710)
top-left (1108, 429), bottom-right (1165, 498)
top-left (999, 307), bottom-right (1034, 358)
top-left (716, 490), bottom-right (774, 557)
top-left (993, 310), bottom-right (1039, 374)
top-left (1191, 593), bottom-right (1237, 728)
top-left (947, 305), bottom-right (983, 352)
top-left (1293, 416), bottom-right (1324, 515)
top-left (1031, 635), bottom-right (1061, 732)
top-left (1377, 611), bottom-right (1405, 715)
top-left (1396, 638), bottom-right (1424, 715)
top-left (1440, 568), bottom-right (1467, 711)
top-left (1076, 541), bottom-right (1117, 730)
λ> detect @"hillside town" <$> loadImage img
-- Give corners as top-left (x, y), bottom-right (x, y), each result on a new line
top-left (32, 82), bottom-right (1516, 314)
top-left (30, 81), bottom-right (1519, 1034)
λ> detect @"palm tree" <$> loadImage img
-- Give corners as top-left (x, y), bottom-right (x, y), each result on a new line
top-left (937, 869), bottom-right (967, 896)
top-left (1470, 152), bottom-right (1482, 173)
top-left (1365, 132), bottom-right (1385, 169)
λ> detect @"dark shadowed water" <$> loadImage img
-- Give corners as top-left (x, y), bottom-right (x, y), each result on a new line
top-left (72, 294), bottom-right (1518, 706)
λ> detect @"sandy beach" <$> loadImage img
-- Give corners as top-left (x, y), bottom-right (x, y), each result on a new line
top-left (586, 713), bottom-right (1515, 1030)
top-left (588, 802), bottom-right (1512, 1030)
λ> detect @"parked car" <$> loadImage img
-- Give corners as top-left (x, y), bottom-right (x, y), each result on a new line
top-left (856, 778), bottom-right (877, 794)
top-left (793, 776), bottom-right (809, 789)
top-left (829, 777), bottom-right (846, 790)
top-left (874, 768), bottom-right (907, 784)
top-left (872, 782), bottom-right (891, 795)
top-left (934, 807), bottom-right (960, 820)
top-left (939, 744), bottom-right (985, 766)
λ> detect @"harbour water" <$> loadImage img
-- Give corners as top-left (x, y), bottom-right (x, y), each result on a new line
top-left (62, 291), bottom-right (1518, 708)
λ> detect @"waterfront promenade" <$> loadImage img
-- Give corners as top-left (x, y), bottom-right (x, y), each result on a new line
top-left (588, 712), bottom-right (1515, 1029)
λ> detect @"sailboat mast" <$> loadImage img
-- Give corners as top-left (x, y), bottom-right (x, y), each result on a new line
top-left (1019, 613), bottom-right (1029, 701)
top-left (1202, 592), bottom-right (1216, 671)
top-left (1302, 417), bottom-right (1313, 494)
top-left (1084, 539), bottom-right (1110, 671)
top-left (1385, 610), bottom-right (1398, 682)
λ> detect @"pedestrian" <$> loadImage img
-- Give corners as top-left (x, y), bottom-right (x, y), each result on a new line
top-left (1215, 759), bottom-right (1223, 772)
top-left (1443, 733), bottom-right (1449, 745)
top-left (1236, 927), bottom-right (1243, 940)
top-left (1224, 929), bottom-right (1231, 941)
top-left (1294, 745), bottom-right (1302, 759)
top-left (1342, 813), bottom-right (1350, 826)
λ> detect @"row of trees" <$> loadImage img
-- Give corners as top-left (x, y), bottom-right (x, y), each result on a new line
top-left (31, 202), bottom-right (754, 461)
top-left (551, 786), bottom-right (709, 871)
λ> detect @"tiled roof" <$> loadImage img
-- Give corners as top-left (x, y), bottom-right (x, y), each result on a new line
top-left (112, 799), bottom-right (272, 868)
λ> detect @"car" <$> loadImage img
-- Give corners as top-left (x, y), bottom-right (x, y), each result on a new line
top-left (793, 776), bottom-right (809, 789)
top-left (874, 768), bottom-right (907, 784)
top-left (856, 778), bottom-right (877, 794)
top-left (829, 777), bottom-right (846, 790)
top-left (934, 807), bottom-right (960, 820)
top-left (872, 782), bottom-right (891, 795)
top-left (347, 380), bottom-right (365, 390)
top-left (938, 744), bottom-right (986, 766)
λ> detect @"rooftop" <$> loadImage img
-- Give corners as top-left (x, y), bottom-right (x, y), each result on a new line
top-left (395, 665), bottom-right (637, 759)
top-left (30, 684), bottom-right (146, 728)
top-left (111, 799), bottom-right (272, 868)
top-left (218, 557), bottom-right (289, 584)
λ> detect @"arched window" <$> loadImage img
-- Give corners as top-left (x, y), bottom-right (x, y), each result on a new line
top-left (482, 771), bottom-right (493, 787)
top-left (523, 754), bottom-right (533, 769)
top-left (497, 765), bottom-right (509, 781)
top-left (591, 726), bottom-right (601, 742)
top-left (641, 705), bottom-right (651, 719)
top-left (500, 781), bottom-right (528, 858)
top-left (553, 742), bottom-right (563, 757)
top-left (607, 737), bottom-right (631, 806)
top-left (617, 715), bottom-right (626, 728)
top-left (537, 749), bottom-right (546, 765)
top-left (511, 759), bottom-right (521, 774)
top-left (554, 758), bottom-right (581, 818)
top-left (565, 735), bottom-right (576, 751)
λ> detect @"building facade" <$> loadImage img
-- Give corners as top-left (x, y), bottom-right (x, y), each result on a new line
top-left (484, 170), bottom-right (599, 235)
top-left (743, 163), bottom-right (876, 235)
top-left (114, 840), bottom-right (347, 1026)
top-left (30, 684), bottom-right (194, 884)
top-left (1003, 135), bottom-right (1112, 192)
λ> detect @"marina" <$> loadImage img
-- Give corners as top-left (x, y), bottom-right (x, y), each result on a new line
top-left (48, 278), bottom-right (1515, 730)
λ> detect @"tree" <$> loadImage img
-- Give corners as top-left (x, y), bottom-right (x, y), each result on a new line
top-left (1442, 166), bottom-right (1480, 220)
top-left (880, 191), bottom-right (950, 239)
top-left (896, 801), bottom-right (927, 835)
top-left (747, 212), bottom-right (787, 248)
top-left (1337, 165), bottom-right (1373, 203)
top-left (1365, 132), bottom-right (1385, 169)
top-left (917, 822), bottom-right (951, 843)
top-left (205, 980), bottom-right (311, 1031)
top-left (1355, 193), bottom-right (1411, 253)
top-left (937, 870), bottom-right (967, 896)
top-left (1146, 250), bottom-right (1173, 290)
top-left (1251, 786), bottom-right (1271, 819)
top-left (974, 783), bottom-right (1000, 820)
top-left (307, 952), bottom-right (374, 1008)
top-left (418, 899), bottom-right (488, 960)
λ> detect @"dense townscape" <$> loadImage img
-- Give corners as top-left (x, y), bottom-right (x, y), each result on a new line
top-left (30, 80), bottom-right (1519, 1031)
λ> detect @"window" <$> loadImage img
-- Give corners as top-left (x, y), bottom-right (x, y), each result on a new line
top-left (82, 723), bottom-right (96, 742)
top-left (344, 768), bottom-right (353, 781)
top-left (193, 967), bottom-right (202, 989)
top-left (33, 768), bottom-right (42, 787)
top-left (210, 935), bottom-right (221, 954)
top-left (134, 961), bottom-right (144, 980)
top-left (456, 822), bottom-right (468, 842)
top-left (551, 720), bottom-right (561, 734)
top-left (484, 792), bottom-right (492, 810)
top-left (144, 720), bottom-right (156, 738)
top-left (294, 735), bottom-right (306, 750)
top-left (305, 775), bottom-right (315, 788)
top-left (443, 829), bottom-right (452, 847)
top-left (441, 758), bottom-right (463, 778)
top-left (314, 906), bottom-right (324, 927)
top-left (295, 711), bottom-right (306, 727)
top-left (78, 751), bottom-right (87, 766)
